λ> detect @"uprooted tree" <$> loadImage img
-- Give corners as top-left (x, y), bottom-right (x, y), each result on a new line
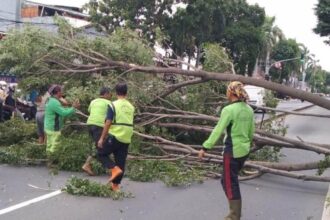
top-left (1, 26), bottom-right (330, 186)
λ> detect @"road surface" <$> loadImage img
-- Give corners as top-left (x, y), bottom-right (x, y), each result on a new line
top-left (1, 103), bottom-right (330, 220)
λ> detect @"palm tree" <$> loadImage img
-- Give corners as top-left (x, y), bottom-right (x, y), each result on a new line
top-left (298, 43), bottom-right (314, 83)
top-left (259, 16), bottom-right (285, 75)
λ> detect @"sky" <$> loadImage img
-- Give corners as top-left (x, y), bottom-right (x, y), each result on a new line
top-left (246, 0), bottom-right (330, 71)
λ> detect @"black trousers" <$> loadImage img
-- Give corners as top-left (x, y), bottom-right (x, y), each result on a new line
top-left (88, 125), bottom-right (103, 145)
top-left (221, 152), bottom-right (248, 200)
top-left (97, 135), bottom-right (129, 184)
top-left (87, 125), bottom-right (103, 157)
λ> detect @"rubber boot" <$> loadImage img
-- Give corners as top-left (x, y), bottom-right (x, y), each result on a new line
top-left (108, 166), bottom-right (123, 183)
top-left (82, 156), bottom-right (95, 176)
top-left (224, 200), bottom-right (241, 220)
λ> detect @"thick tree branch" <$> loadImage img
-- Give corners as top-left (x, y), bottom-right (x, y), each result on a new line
top-left (51, 45), bottom-right (330, 110)
top-left (152, 78), bottom-right (209, 102)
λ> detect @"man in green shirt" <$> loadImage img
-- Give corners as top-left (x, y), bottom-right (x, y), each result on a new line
top-left (44, 85), bottom-right (79, 155)
top-left (82, 87), bottom-right (112, 175)
top-left (199, 81), bottom-right (255, 220)
top-left (97, 82), bottom-right (135, 192)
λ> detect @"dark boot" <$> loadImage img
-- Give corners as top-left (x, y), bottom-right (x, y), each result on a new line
top-left (224, 200), bottom-right (241, 220)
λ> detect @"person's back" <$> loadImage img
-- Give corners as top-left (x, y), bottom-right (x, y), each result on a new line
top-left (222, 101), bottom-right (254, 158)
top-left (109, 98), bottom-right (135, 144)
top-left (87, 98), bottom-right (112, 127)
top-left (199, 81), bottom-right (255, 220)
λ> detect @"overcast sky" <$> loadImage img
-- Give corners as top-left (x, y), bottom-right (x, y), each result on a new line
top-left (246, 0), bottom-right (330, 71)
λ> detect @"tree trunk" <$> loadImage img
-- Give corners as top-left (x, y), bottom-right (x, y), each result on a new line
top-left (265, 50), bottom-right (270, 75)
top-left (195, 45), bottom-right (201, 68)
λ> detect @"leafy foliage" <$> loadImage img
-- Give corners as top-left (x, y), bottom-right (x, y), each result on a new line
top-left (270, 39), bottom-right (301, 83)
top-left (163, 0), bottom-right (226, 59)
top-left (85, 0), bottom-right (175, 44)
top-left (50, 131), bottom-right (93, 172)
top-left (0, 119), bottom-right (37, 146)
top-left (264, 90), bottom-right (279, 108)
top-left (307, 67), bottom-right (328, 93)
top-left (64, 176), bottom-right (133, 199)
top-left (223, 20), bottom-right (264, 75)
top-left (314, 0), bottom-right (330, 44)
top-left (126, 160), bottom-right (204, 187)
top-left (0, 142), bottom-right (46, 165)
top-left (202, 43), bottom-right (232, 73)
top-left (250, 115), bottom-right (287, 162)
top-left (317, 156), bottom-right (330, 176)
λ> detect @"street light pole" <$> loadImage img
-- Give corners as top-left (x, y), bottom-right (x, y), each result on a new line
top-left (266, 57), bottom-right (301, 84)
top-left (268, 57), bottom-right (301, 70)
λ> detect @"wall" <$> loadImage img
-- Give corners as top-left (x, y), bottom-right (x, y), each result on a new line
top-left (0, 0), bottom-right (21, 33)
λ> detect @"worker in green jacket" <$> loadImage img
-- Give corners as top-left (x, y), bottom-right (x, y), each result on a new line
top-left (44, 85), bottom-right (79, 156)
top-left (199, 81), bottom-right (255, 220)
top-left (82, 87), bottom-right (112, 176)
top-left (97, 82), bottom-right (135, 192)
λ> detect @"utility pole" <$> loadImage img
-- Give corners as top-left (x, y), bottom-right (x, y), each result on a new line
top-left (268, 57), bottom-right (301, 70)
top-left (15, 0), bottom-right (21, 28)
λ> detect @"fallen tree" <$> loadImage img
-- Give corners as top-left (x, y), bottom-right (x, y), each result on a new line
top-left (1, 27), bottom-right (330, 185)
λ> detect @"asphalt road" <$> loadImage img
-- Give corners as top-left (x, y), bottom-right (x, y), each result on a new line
top-left (1, 103), bottom-right (330, 220)
top-left (254, 99), bottom-right (313, 122)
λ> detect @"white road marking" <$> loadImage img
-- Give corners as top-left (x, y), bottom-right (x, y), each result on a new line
top-left (322, 184), bottom-right (330, 220)
top-left (0, 190), bottom-right (62, 215)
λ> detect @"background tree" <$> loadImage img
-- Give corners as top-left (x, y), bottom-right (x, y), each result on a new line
top-left (85, 0), bottom-right (175, 44)
top-left (221, 0), bottom-right (265, 75)
top-left (306, 65), bottom-right (328, 93)
top-left (259, 16), bottom-right (284, 75)
top-left (314, 0), bottom-right (330, 44)
top-left (223, 20), bottom-right (264, 75)
top-left (163, 0), bottom-right (226, 67)
top-left (269, 39), bottom-right (301, 83)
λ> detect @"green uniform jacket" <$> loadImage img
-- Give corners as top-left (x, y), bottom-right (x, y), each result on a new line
top-left (203, 101), bottom-right (255, 158)
top-left (86, 98), bottom-right (111, 127)
top-left (44, 97), bottom-right (75, 131)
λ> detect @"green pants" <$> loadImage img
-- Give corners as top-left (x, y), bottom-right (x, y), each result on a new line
top-left (45, 130), bottom-right (61, 154)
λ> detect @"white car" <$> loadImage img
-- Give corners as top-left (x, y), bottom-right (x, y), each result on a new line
top-left (244, 85), bottom-right (265, 111)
